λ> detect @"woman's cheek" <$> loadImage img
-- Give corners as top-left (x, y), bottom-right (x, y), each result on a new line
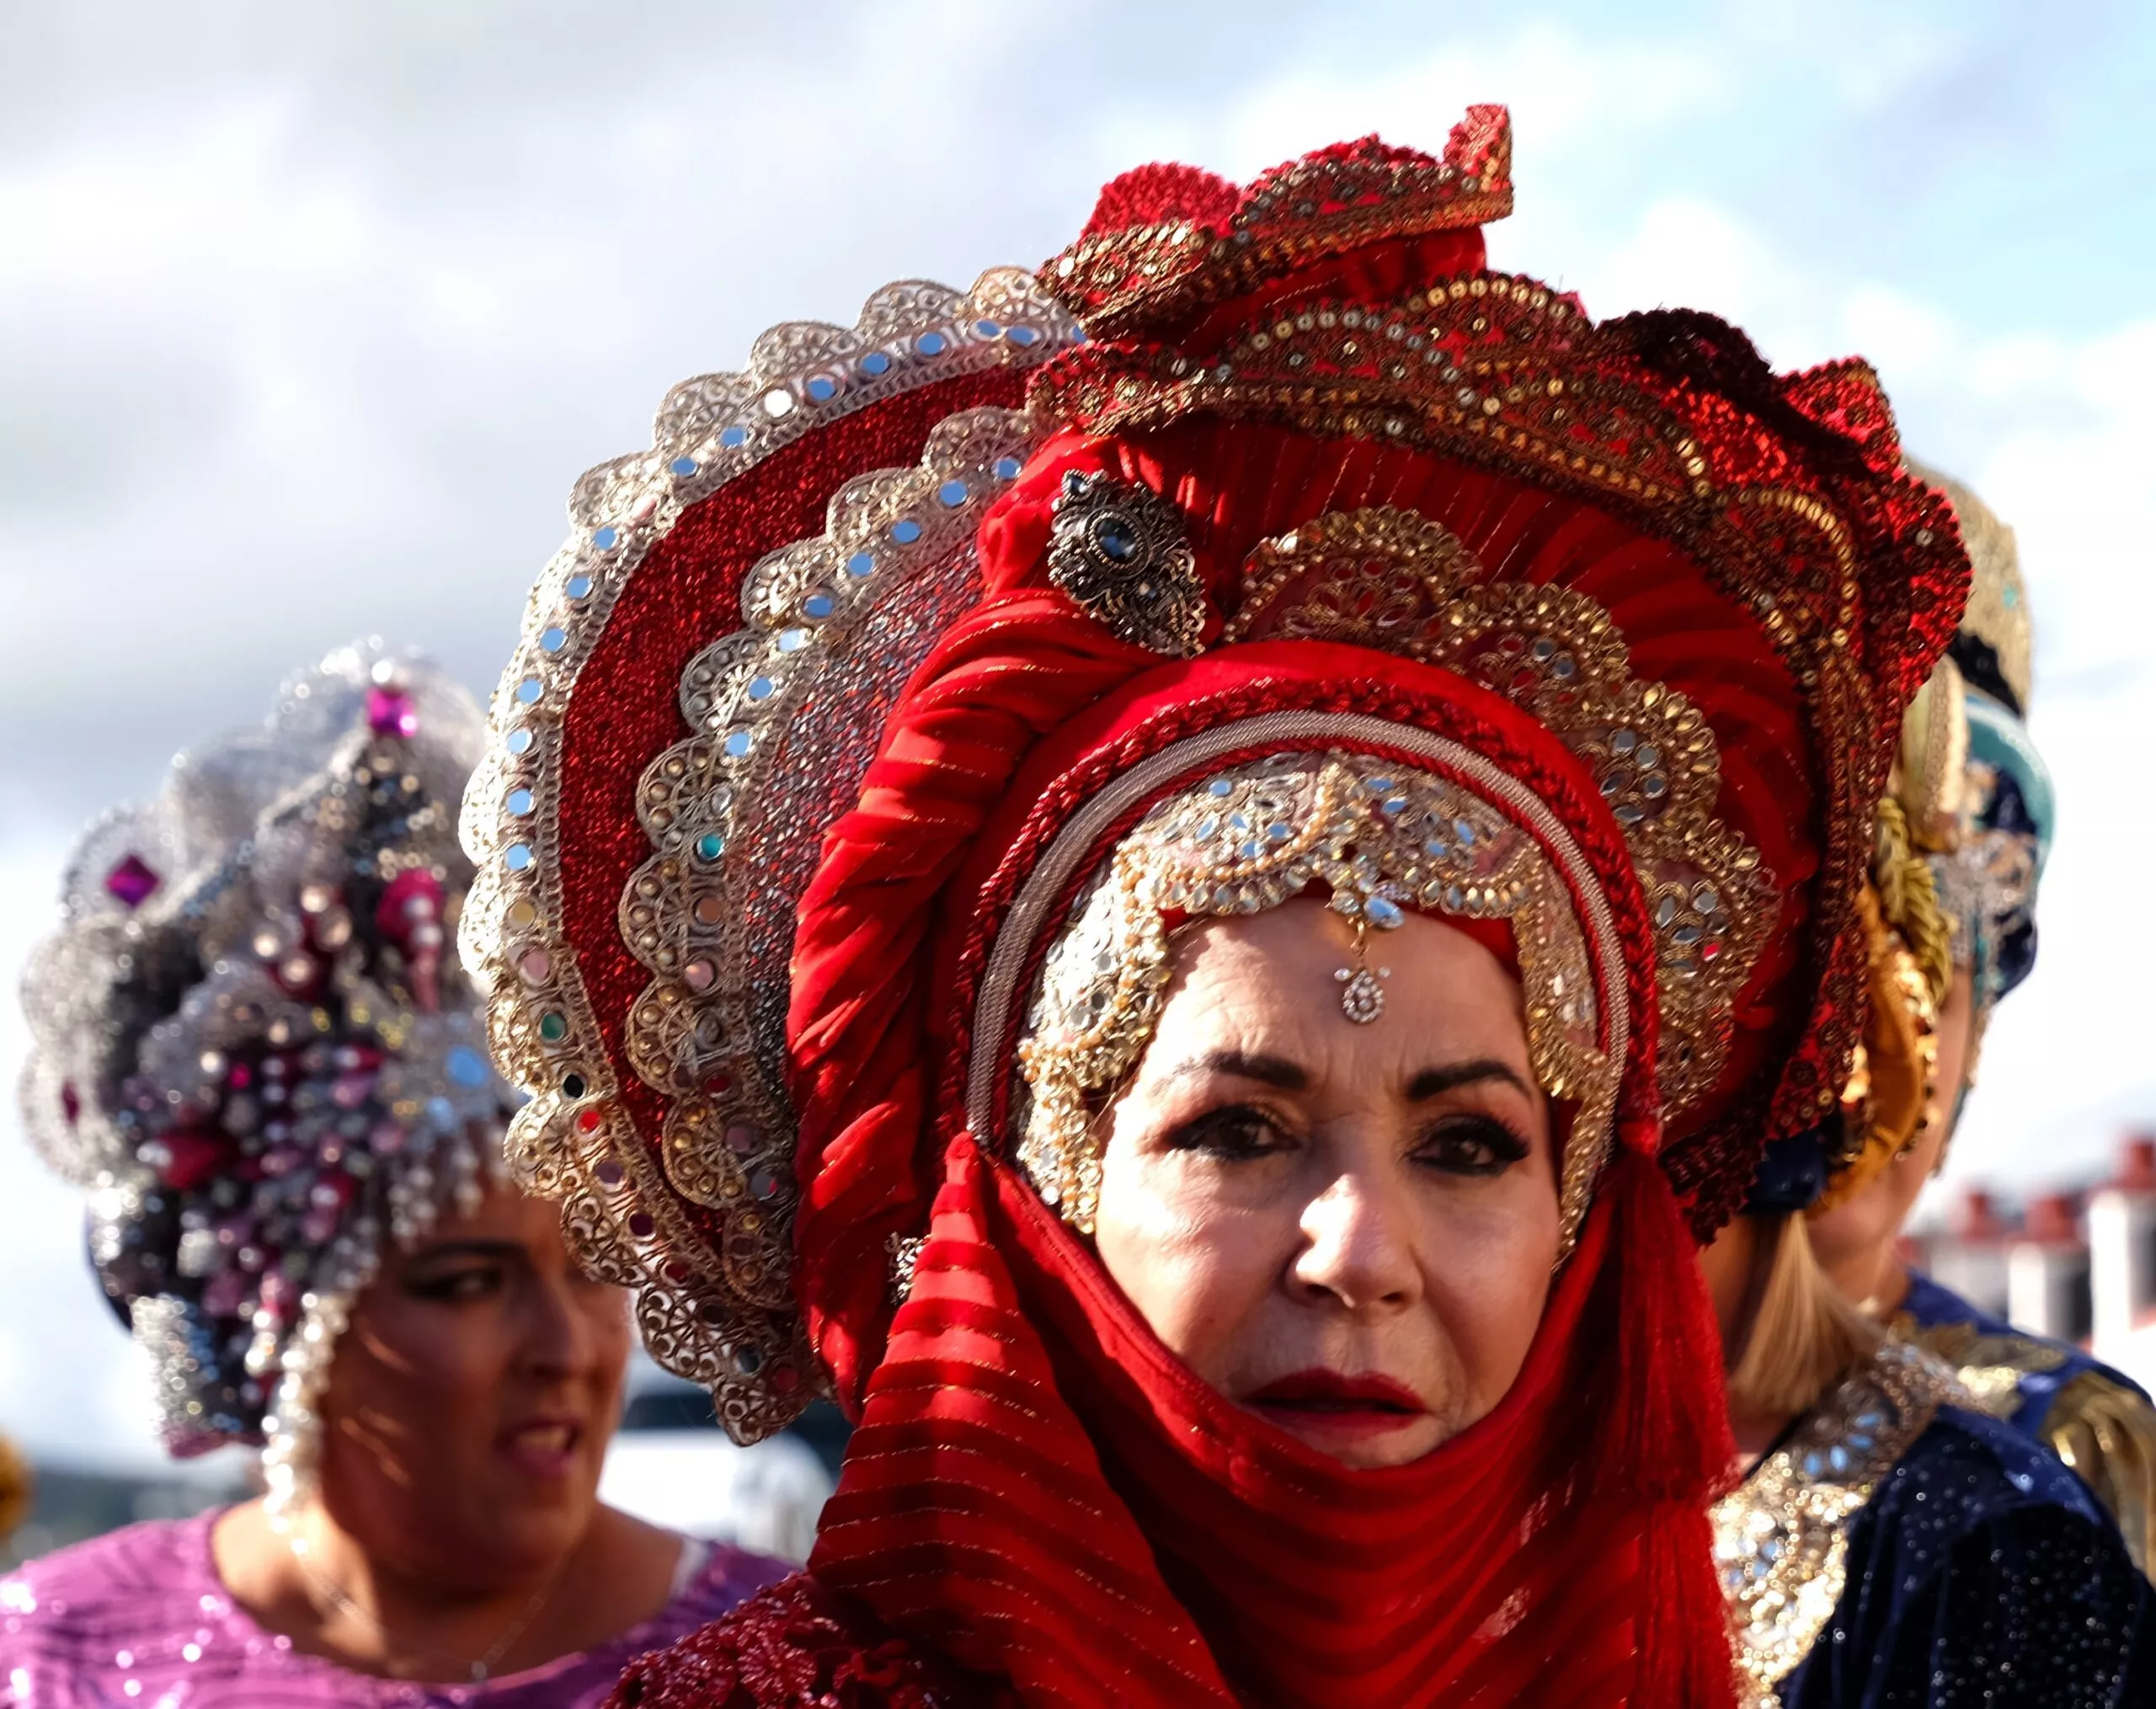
top-left (395, 1303), bottom-right (509, 1400)
top-left (583, 1290), bottom-right (635, 1381)
top-left (1422, 1193), bottom-right (1558, 1391)
top-left (1137, 1210), bottom-right (1282, 1369)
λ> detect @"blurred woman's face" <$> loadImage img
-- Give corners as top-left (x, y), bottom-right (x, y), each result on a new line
top-left (315, 1183), bottom-right (632, 1588)
top-left (1807, 964), bottom-right (1977, 1290)
top-left (1092, 898), bottom-right (1561, 1471)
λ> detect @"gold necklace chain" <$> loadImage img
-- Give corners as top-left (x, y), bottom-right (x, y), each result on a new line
top-left (288, 1530), bottom-right (570, 1685)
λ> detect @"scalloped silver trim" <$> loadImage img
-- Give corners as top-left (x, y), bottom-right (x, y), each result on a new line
top-left (459, 270), bottom-right (1078, 1440)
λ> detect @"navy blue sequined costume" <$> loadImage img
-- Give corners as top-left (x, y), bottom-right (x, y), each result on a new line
top-left (1894, 1269), bottom-right (2156, 1583)
top-left (1716, 1340), bottom-right (2154, 1705)
top-left (1778, 1402), bottom-right (2152, 1705)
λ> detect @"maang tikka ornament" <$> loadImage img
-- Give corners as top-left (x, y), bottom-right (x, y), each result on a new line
top-left (1335, 918), bottom-right (1395, 1023)
top-left (19, 643), bottom-right (515, 1520)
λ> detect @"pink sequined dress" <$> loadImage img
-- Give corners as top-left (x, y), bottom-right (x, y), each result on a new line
top-left (0, 1510), bottom-right (788, 1707)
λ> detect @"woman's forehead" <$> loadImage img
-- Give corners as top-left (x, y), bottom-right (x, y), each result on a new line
top-left (1152, 903), bottom-right (1534, 1075)
top-left (404, 1184), bottom-right (556, 1250)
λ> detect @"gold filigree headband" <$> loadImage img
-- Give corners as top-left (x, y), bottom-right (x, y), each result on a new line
top-left (1013, 750), bottom-right (1617, 1247)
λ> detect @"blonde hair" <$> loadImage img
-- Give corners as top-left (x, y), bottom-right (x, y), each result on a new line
top-left (1726, 1210), bottom-right (1883, 1418)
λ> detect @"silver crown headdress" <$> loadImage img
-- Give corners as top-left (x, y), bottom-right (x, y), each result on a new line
top-left (18, 643), bottom-right (515, 1517)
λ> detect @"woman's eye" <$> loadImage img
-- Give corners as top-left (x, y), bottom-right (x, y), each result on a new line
top-left (1415, 1116), bottom-right (1530, 1178)
top-left (406, 1266), bottom-right (503, 1302)
top-left (1166, 1104), bottom-right (1291, 1161)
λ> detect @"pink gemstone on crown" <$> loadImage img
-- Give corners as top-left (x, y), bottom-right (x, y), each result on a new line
top-left (366, 686), bottom-right (419, 738)
top-left (104, 853), bottom-right (160, 909)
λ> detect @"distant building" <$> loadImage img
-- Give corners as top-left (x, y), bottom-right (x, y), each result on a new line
top-left (1908, 1135), bottom-right (2156, 1391)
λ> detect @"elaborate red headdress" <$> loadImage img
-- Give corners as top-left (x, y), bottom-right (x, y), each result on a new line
top-left (463, 110), bottom-right (1967, 1708)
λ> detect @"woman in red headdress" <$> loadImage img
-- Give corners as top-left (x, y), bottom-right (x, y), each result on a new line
top-left (457, 110), bottom-right (2000, 1706)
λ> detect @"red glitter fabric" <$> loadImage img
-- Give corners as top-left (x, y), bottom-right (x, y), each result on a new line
top-left (612, 1574), bottom-right (1007, 1708)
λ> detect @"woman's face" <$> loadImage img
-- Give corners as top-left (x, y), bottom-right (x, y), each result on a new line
top-left (315, 1182), bottom-right (632, 1588)
top-left (1092, 897), bottom-right (1561, 1470)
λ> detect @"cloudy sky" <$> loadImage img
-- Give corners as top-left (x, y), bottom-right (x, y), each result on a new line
top-left (4, 0), bottom-right (2151, 1468)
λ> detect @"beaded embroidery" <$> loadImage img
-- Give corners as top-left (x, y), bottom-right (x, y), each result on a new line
top-left (1043, 109), bottom-right (1512, 344)
top-left (1011, 751), bottom-right (1614, 1241)
top-left (1713, 1340), bottom-right (1968, 1707)
top-left (1046, 469), bottom-right (1205, 656)
top-left (19, 646), bottom-right (511, 1516)
top-left (1890, 1315), bottom-right (2067, 1418)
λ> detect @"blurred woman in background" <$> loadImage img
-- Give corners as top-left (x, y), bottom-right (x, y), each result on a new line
top-left (1801, 468), bottom-right (2156, 1578)
top-left (2, 646), bottom-right (787, 1704)
top-left (1705, 487), bottom-right (2153, 1703)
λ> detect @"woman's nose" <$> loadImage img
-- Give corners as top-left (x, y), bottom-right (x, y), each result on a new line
top-left (1290, 1160), bottom-right (1422, 1314)
top-left (515, 1274), bottom-right (604, 1377)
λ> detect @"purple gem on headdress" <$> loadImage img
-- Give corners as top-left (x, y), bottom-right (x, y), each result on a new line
top-left (202, 1269), bottom-right (250, 1319)
top-left (366, 686), bottom-right (419, 739)
top-left (104, 853), bottom-right (160, 909)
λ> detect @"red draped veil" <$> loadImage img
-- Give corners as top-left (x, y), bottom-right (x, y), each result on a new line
top-left (459, 109), bottom-right (1969, 1708)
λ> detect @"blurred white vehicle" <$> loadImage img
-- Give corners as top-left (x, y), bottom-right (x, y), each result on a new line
top-left (599, 1354), bottom-right (838, 1564)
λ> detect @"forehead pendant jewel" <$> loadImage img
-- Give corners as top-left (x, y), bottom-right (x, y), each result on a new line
top-left (1334, 913), bottom-right (1393, 1024)
top-left (1045, 469), bottom-right (1207, 658)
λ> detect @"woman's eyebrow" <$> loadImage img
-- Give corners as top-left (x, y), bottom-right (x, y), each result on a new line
top-left (1162, 1049), bottom-right (1309, 1090)
top-left (1405, 1060), bottom-right (1535, 1102)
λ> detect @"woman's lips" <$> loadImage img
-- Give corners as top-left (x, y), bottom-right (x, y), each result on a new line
top-left (1242, 1370), bottom-right (1429, 1438)
top-left (498, 1417), bottom-right (584, 1477)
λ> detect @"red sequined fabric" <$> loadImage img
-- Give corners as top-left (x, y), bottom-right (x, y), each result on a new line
top-left (555, 370), bottom-right (1027, 1391)
top-left (610, 1573), bottom-right (1008, 1709)
top-left (1049, 109), bottom-right (1513, 341)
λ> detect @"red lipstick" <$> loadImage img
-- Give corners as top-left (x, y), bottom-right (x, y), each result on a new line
top-left (1242, 1370), bottom-right (1428, 1436)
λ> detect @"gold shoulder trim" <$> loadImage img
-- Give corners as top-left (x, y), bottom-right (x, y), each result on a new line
top-left (2042, 1369), bottom-right (2156, 1582)
top-left (1890, 1312), bottom-right (2068, 1419)
top-left (1713, 1341), bottom-right (1965, 1706)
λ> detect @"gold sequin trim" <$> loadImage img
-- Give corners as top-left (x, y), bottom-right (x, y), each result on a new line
top-left (1714, 1340), bottom-right (1967, 1706)
top-left (1011, 751), bottom-right (1615, 1242)
top-left (1892, 1313), bottom-right (2156, 1583)
top-left (457, 270), bottom-right (1080, 1442)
